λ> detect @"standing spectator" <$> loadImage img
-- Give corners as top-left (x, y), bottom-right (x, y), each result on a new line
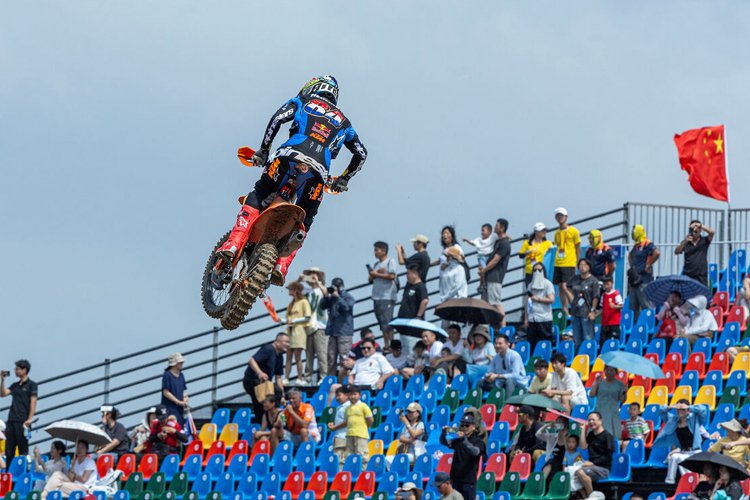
top-left (542, 353), bottom-right (589, 413)
top-left (589, 366), bottom-right (626, 439)
top-left (429, 473), bottom-right (462, 500)
top-left (528, 359), bottom-right (551, 395)
top-left (519, 223), bottom-right (552, 287)
top-left (161, 353), bottom-right (188, 426)
top-left (322, 277), bottom-right (356, 377)
top-left (576, 412), bottom-right (616, 498)
top-left (344, 386), bottom-right (374, 469)
top-left (275, 388), bottom-right (318, 448)
top-left (509, 405), bottom-right (545, 463)
top-left (654, 400), bottom-right (707, 484)
top-left (598, 276), bottom-right (624, 341)
top-left (283, 281), bottom-right (312, 386)
top-left (552, 208), bottom-right (581, 316)
top-left (93, 407), bottom-right (129, 462)
top-left (385, 340), bottom-right (410, 373)
top-left (564, 259), bottom-right (600, 351)
top-left (148, 405), bottom-right (188, 466)
top-left (244, 333), bottom-right (289, 419)
top-left (478, 219), bottom-right (511, 328)
top-left (675, 220), bottom-right (714, 287)
top-left (397, 265), bottom-right (429, 352)
top-left (480, 333), bottom-right (528, 395)
top-left (32, 442), bottom-right (68, 492)
top-left (585, 230), bottom-right (616, 280)
top-left (396, 235), bottom-right (431, 282)
top-left (251, 394), bottom-right (283, 454)
top-left (42, 439), bottom-right (98, 499)
top-left (439, 413), bottom-right (486, 500)
top-left (463, 223), bottom-right (499, 292)
top-left (430, 324), bottom-right (465, 379)
top-left (621, 402), bottom-right (650, 452)
top-left (628, 224), bottom-right (661, 321)
top-left (370, 241), bottom-right (398, 350)
top-left (431, 226), bottom-right (464, 276)
top-left (327, 338), bottom-right (394, 403)
top-left (676, 296), bottom-right (718, 346)
top-left (0, 359), bottom-right (37, 467)
top-left (299, 267), bottom-right (328, 385)
top-left (438, 247), bottom-right (468, 304)
top-left (524, 261), bottom-right (555, 351)
top-left (326, 386), bottom-right (351, 466)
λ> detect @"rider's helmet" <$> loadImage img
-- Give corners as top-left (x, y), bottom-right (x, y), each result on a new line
top-left (299, 75), bottom-right (339, 105)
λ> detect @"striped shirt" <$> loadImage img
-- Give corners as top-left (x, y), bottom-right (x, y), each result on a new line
top-left (625, 416), bottom-right (649, 440)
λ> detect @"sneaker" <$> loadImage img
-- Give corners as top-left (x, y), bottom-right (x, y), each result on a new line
top-left (281, 378), bottom-right (291, 386)
top-left (295, 377), bottom-right (309, 386)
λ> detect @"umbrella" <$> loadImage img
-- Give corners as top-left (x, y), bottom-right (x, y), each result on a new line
top-left (643, 275), bottom-right (711, 307)
top-left (434, 298), bottom-right (504, 325)
top-left (681, 452), bottom-right (750, 479)
top-left (45, 420), bottom-right (112, 446)
top-left (388, 318), bottom-right (447, 339)
top-left (599, 351), bottom-right (665, 379)
top-left (504, 394), bottom-right (567, 413)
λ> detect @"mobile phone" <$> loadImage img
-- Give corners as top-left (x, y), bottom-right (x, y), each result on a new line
top-left (400, 492), bottom-right (412, 499)
top-left (0, 371), bottom-right (8, 377)
top-left (366, 264), bottom-right (373, 272)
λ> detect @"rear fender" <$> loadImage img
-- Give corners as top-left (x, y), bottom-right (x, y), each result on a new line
top-left (247, 197), bottom-right (306, 249)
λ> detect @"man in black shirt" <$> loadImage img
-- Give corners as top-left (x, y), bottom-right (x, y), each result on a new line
top-left (1, 359), bottom-right (37, 466)
top-left (397, 265), bottom-right (430, 353)
top-left (94, 407), bottom-right (130, 462)
top-left (577, 411), bottom-right (615, 498)
top-left (479, 219), bottom-right (511, 328)
top-left (244, 333), bottom-right (290, 420)
top-left (440, 413), bottom-right (486, 500)
top-left (508, 405), bottom-right (544, 463)
top-left (675, 220), bottom-right (715, 288)
top-left (397, 235), bottom-right (431, 282)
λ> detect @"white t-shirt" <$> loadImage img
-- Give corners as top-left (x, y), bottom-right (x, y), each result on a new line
top-left (73, 456), bottom-right (98, 489)
top-left (427, 341), bottom-right (444, 360)
top-left (333, 401), bottom-right (351, 440)
top-left (385, 352), bottom-right (410, 370)
top-left (443, 339), bottom-right (465, 357)
top-left (551, 368), bottom-right (588, 403)
top-left (471, 233), bottom-right (499, 256)
top-left (351, 354), bottom-right (394, 386)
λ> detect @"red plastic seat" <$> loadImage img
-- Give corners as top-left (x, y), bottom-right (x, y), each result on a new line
top-left (667, 472), bottom-right (699, 500)
top-left (685, 352), bottom-right (707, 379)
top-left (508, 453), bottom-right (532, 480)
top-left (0, 473), bottom-right (12, 498)
top-left (202, 440), bottom-right (226, 466)
top-left (710, 307), bottom-right (725, 331)
top-left (137, 453), bottom-right (158, 480)
top-left (708, 352), bottom-right (730, 376)
top-left (307, 471), bottom-right (328, 500)
top-left (663, 353), bottom-right (683, 379)
top-left (249, 440), bottom-right (269, 460)
top-left (644, 353), bottom-right (660, 367)
top-left (352, 471), bottom-right (376, 497)
top-left (228, 440), bottom-right (249, 463)
top-left (180, 440), bottom-right (204, 467)
top-left (96, 454), bottom-right (114, 478)
top-left (644, 420), bottom-right (655, 448)
top-left (711, 292), bottom-right (730, 314)
top-left (480, 404), bottom-right (496, 431)
top-left (282, 471), bottom-right (305, 500)
top-left (436, 454), bottom-right (454, 474)
top-left (655, 371), bottom-right (676, 395)
top-left (631, 375), bottom-right (653, 397)
top-left (499, 405), bottom-right (519, 431)
top-left (330, 472), bottom-right (352, 498)
top-left (116, 453), bottom-right (136, 481)
top-left (728, 306), bottom-right (747, 331)
top-left (485, 453), bottom-right (507, 481)
top-left (616, 371), bottom-right (630, 384)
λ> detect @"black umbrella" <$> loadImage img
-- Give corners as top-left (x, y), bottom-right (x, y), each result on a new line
top-left (643, 275), bottom-right (711, 306)
top-left (434, 298), bottom-right (504, 324)
top-left (681, 452), bottom-right (750, 479)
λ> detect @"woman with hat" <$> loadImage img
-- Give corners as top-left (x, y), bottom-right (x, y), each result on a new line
top-left (282, 281), bottom-right (312, 386)
top-left (162, 353), bottom-right (189, 426)
top-left (386, 402), bottom-right (425, 469)
top-left (395, 482), bottom-right (424, 500)
top-left (519, 223), bottom-right (552, 287)
top-left (458, 325), bottom-right (496, 385)
top-left (714, 419), bottom-right (750, 468)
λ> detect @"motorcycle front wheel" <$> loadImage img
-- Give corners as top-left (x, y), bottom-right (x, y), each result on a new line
top-left (220, 243), bottom-right (278, 330)
top-left (200, 232), bottom-right (233, 319)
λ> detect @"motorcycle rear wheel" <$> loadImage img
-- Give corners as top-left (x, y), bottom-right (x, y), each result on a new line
top-left (220, 243), bottom-right (278, 330)
top-left (201, 232), bottom-right (234, 319)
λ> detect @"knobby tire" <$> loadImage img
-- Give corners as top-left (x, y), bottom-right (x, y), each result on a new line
top-left (220, 243), bottom-right (278, 330)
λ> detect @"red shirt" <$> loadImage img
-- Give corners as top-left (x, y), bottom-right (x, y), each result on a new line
top-left (150, 418), bottom-right (184, 447)
top-left (601, 290), bottom-right (623, 326)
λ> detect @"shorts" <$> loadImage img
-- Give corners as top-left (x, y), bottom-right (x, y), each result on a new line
top-left (580, 465), bottom-right (610, 482)
top-left (373, 300), bottom-right (395, 332)
top-left (553, 266), bottom-right (576, 285)
top-left (482, 283), bottom-right (503, 306)
top-left (282, 430), bottom-right (303, 447)
top-left (601, 324), bottom-right (620, 341)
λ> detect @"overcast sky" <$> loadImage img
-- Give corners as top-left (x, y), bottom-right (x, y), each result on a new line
top-left (1, 2), bottom-right (748, 389)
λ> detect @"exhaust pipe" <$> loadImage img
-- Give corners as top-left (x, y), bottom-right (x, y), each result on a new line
top-left (280, 228), bottom-right (306, 257)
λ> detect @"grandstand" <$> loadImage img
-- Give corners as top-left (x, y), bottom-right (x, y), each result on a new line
top-left (2, 201), bottom-right (750, 500)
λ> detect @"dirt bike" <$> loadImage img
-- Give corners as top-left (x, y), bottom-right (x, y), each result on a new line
top-left (201, 147), bottom-right (342, 330)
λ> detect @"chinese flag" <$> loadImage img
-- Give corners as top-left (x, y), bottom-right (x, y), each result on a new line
top-left (674, 125), bottom-right (728, 202)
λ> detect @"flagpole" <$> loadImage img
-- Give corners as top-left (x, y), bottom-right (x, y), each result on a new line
top-left (724, 122), bottom-right (732, 274)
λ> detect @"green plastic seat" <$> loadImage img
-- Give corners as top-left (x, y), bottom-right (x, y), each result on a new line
top-left (167, 472), bottom-right (189, 498)
top-left (517, 472), bottom-right (545, 500)
top-left (370, 406), bottom-right (383, 427)
top-left (463, 388), bottom-right (483, 409)
top-left (205, 493), bottom-right (221, 500)
top-left (146, 472), bottom-right (166, 500)
top-left (320, 407), bottom-right (336, 425)
top-left (322, 492), bottom-right (341, 500)
top-left (525, 356), bottom-right (543, 374)
top-left (347, 491), bottom-right (366, 500)
top-left (510, 387), bottom-right (528, 398)
top-left (718, 386), bottom-right (741, 409)
top-left (440, 389), bottom-right (460, 414)
top-left (5, 492), bottom-right (21, 500)
top-left (542, 472), bottom-right (570, 500)
top-left (138, 492), bottom-right (156, 500)
top-left (477, 471), bottom-right (496, 496)
top-left (371, 492), bottom-right (389, 500)
top-left (486, 388), bottom-right (505, 414)
top-left (498, 471), bottom-right (520, 498)
top-left (184, 492), bottom-right (200, 500)
top-left (125, 472), bottom-right (145, 496)
top-left (162, 492), bottom-right (177, 500)
top-left (552, 310), bottom-right (567, 332)
top-left (25, 492), bottom-right (43, 500)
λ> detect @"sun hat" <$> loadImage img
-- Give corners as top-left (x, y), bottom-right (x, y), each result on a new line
top-left (410, 235), bottom-right (429, 244)
top-left (470, 324), bottom-right (492, 343)
top-left (168, 353), bottom-right (186, 367)
top-left (303, 267), bottom-right (326, 284)
top-left (406, 402), bottom-right (423, 413)
top-left (720, 419), bottom-right (743, 433)
top-left (446, 247), bottom-right (462, 259)
top-left (401, 482), bottom-right (424, 500)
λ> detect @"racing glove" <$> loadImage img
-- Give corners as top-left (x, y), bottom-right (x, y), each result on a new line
top-left (251, 150), bottom-right (269, 167)
top-left (331, 177), bottom-right (349, 193)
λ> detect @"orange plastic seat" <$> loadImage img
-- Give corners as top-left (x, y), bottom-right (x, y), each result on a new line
top-left (655, 371), bottom-right (676, 395)
top-left (180, 440), bottom-right (204, 467)
top-left (0, 473), bottom-right (11, 498)
top-left (485, 453), bottom-right (507, 482)
top-left (480, 404), bottom-right (496, 430)
top-left (116, 453), bottom-right (136, 481)
top-left (137, 453), bottom-right (158, 480)
top-left (498, 405), bottom-right (519, 432)
top-left (307, 472), bottom-right (328, 500)
top-left (282, 471), bottom-right (305, 500)
top-left (331, 472), bottom-right (352, 498)
top-left (203, 440), bottom-right (226, 466)
top-left (96, 454), bottom-right (114, 478)
top-left (709, 352), bottom-right (730, 377)
top-left (711, 292), bottom-right (730, 313)
top-left (631, 375), bottom-right (653, 397)
top-left (352, 471), bottom-right (376, 498)
top-left (663, 353), bottom-right (683, 379)
top-left (728, 306), bottom-right (747, 332)
top-left (228, 440), bottom-right (249, 463)
top-left (508, 453), bottom-right (531, 480)
top-left (710, 307), bottom-right (725, 331)
top-left (436, 454), bottom-right (454, 474)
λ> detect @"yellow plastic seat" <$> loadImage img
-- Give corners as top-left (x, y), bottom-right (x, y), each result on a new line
top-left (670, 385), bottom-right (693, 406)
top-left (219, 423), bottom-right (239, 448)
top-left (590, 358), bottom-right (605, 376)
top-left (368, 440), bottom-right (384, 457)
top-left (694, 385), bottom-right (716, 410)
top-left (625, 386), bottom-right (644, 408)
top-left (646, 386), bottom-right (668, 407)
top-left (727, 352), bottom-right (750, 380)
top-left (385, 440), bottom-right (399, 457)
top-left (199, 423), bottom-right (217, 450)
top-left (571, 355), bottom-right (590, 382)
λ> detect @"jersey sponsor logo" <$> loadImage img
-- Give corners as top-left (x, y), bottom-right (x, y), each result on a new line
top-left (312, 123), bottom-right (331, 138)
top-left (267, 158), bottom-right (281, 181)
top-left (309, 182), bottom-right (323, 201)
top-left (304, 100), bottom-right (344, 127)
top-left (309, 132), bottom-right (326, 142)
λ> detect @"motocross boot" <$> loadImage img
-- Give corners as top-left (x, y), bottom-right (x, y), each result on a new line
top-left (216, 205), bottom-right (260, 262)
top-left (270, 236), bottom-right (304, 287)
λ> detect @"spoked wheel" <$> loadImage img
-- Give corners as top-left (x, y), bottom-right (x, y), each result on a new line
top-left (201, 232), bottom-right (234, 319)
top-left (220, 243), bottom-right (278, 330)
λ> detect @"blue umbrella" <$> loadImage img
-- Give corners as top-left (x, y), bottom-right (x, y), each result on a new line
top-left (388, 318), bottom-right (448, 339)
top-left (643, 275), bottom-right (711, 307)
top-left (599, 351), bottom-right (665, 379)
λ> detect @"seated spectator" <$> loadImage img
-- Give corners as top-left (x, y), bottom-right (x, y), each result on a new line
top-left (689, 463), bottom-right (718, 500)
top-left (385, 402), bottom-right (425, 468)
top-left (283, 281), bottom-right (312, 386)
top-left (397, 265), bottom-right (430, 353)
top-left (344, 385), bottom-right (374, 468)
top-left (130, 407), bottom-right (156, 454)
top-left (463, 223), bottom-right (499, 291)
top-left (585, 230), bottom-right (616, 280)
top-left (524, 261), bottom-right (555, 351)
top-left (508, 405), bottom-right (544, 463)
top-left (535, 417), bottom-right (572, 487)
top-left (275, 388), bottom-right (320, 448)
top-left (737, 275), bottom-right (750, 327)
top-left (713, 465), bottom-right (746, 500)
top-left (42, 439), bottom-right (98, 499)
top-left (32, 442), bottom-right (68, 492)
top-left (385, 340), bottom-right (409, 373)
top-left (711, 419), bottom-right (750, 468)
top-left (403, 340), bottom-right (430, 380)
top-left (326, 386), bottom-right (351, 466)
top-left (621, 402), bottom-right (650, 452)
top-left (328, 339), bottom-right (394, 403)
top-left (564, 258), bottom-right (600, 351)
top-left (541, 353), bottom-right (588, 413)
top-left (653, 400), bottom-right (708, 484)
top-left (402, 330), bottom-right (444, 381)
top-left (459, 325), bottom-right (496, 384)
top-left (339, 328), bottom-right (382, 382)
top-left (93, 406), bottom-right (129, 463)
top-left (564, 434), bottom-right (584, 467)
top-left (676, 296), bottom-right (718, 346)
top-left (148, 404), bottom-right (188, 466)
top-left (576, 412), bottom-right (615, 498)
top-left (655, 290), bottom-right (690, 341)
top-left (598, 276), bottom-right (623, 342)
top-left (396, 235), bottom-right (430, 282)
top-left (429, 324), bottom-right (465, 380)
top-left (252, 394), bottom-right (283, 454)
top-left (438, 247), bottom-right (468, 304)
top-left (480, 333), bottom-right (528, 395)
top-left (395, 481), bottom-right (424, 500)
top-left (528, 358), bottom-right (551, 395)
top-left (519, 223), bottom-right (552, 287)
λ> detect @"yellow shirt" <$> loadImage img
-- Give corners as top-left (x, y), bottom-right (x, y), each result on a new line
top-left (710, 437), bottom-right (750, 466)
top-left (519, 240), bottom-right (553, 274)
top-left (528, 375), bottom-right (552, 394)
top-left (345, 401), bottom-right (373, 439)
top-left (286, 298), bottom-right (312, 336)
top-left (554, 226), bottom-right (581, 268)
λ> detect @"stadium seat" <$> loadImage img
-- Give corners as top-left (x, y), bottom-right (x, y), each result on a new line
top-left (228, 441), bottom-right (249, 463)
top-left (464, 388), bottom-right (483, 409)
top-left (480, 404), bottom-right (496, 430)
top-left (450, 405), bottom-right (471, 426)
top-left (439, 389), bottom-right (460, 414)
top-left (114, 492), bottom-right (130, 500)
top-left (655, 371), bottom-right (676, 395)
top-left (124, 472), bottom-right (145, 497)
top-left (636, 309), bottom-right (656, 332)
top-left (694, 385), bottom-right (717, 410)
top-left (679, 371), bottom-right (700, 394)
top-left (307, 472), bottom-right (328, 500)
top-left (342, 455), bottom-right (362, 482)
top-left (718, 385), bottom-right (742, 407)
top-left (728, 352), bottom-right (750, 380)
top-left (167, 472), bottom-right (189, 498)
top-left (570, 355), bottom-right (590, 382)
top-left (578, 341), bottom-right (597, 364)
top-left (232, 409), bottom-right (253, 436)
top-left (646, 339), bottom-right (666, 363)
top-left (556, 341), bottom-right (575, 366)
top-left (630, 324), bottom-right (649, 345)
top-left (708, 352), bottom-right (730, 377)
top-left (476, 472), bottom-right (496, 497)
top-left (146, 472), bottom-right (166, 499)
top-left (704, 370), bottom-right (725, 397)
top-left (514, 342), bottom-right (531, 365)
top-left (248, 454), bottom-right (269, 482)
top-left (180, 441), bottom-right (204, 467)
top-left (399, 374), bottom-right (418, 399)
top-left (192, 472), bottom-right (212, 500)
top-left (372, 391), bottom-right (392, 414)
top-left (14, 474), bottom-right (32, 496)
top-left (450, 374), bottom-right (470, 400)
top-left (624, 439), bottom-right (645, 466)
top-left (138, 454), bottom-right (159, 480)
top-left (294, 441), bottom-right (315, 468)
top-left (419, 390), bottom-right (438, 415)
top-left (693, 338), bottom-right (713, 360)
top-left (376, 472), bottom-right (398, 499)
top-left (47, 492), bottom-right (63, 500)
top-left (199, 424), bottom-right (218, 450)
top-left (117, 454), bottom-right (137, 481)
top-left (625, 386), bottom-right (645, 408)
top-left (212, 408), bottom-right (231, 429)
top-left (712, 292), bottom-right (730, 313)
top-left (310, 393), bottom-right (328, 418)
top-left (498, 405), bottom-right (518, 431)
top-left (668, 473), bottom-right (699, 500)
top-left (685, 353), bottom-right (707, 379)
top-left (97, 454), bottom-right (115, 478)
top-left (508, 453), bottom-right (531, 480)
top-left (352, 472), bottom-right (375, 498)
top-left (670, 386), bottom-right (693, 405)
top-left (215, 472), bottom-right (236, 498)
top-left (430, 406), bottom-right (451, 427)
top-left (238, 471), bottom-right (259, 496)
top-left (625, 339), bottom-right (643, 356)
top-left (727, 307), bottom-right (747, 332)
top-left (631, 375), bottom-right (652, 397)
top-left (282, 471), bottom-right (305, 500)
top-left (516, 471), bottom-right (544, 499)
top-left (204, 455), bottom-right (226, 479)
top-left (663, 353), bottom-right (683, 379)
top-left (532, 341), bottom-right (552, 362)
top-left (708, 404), bottom-right (735, 434)
top-left (646, 386), bottom-right (669, 407)
top-left (271, 441), bottom-right (293, 466)
top-left (496, 472), bottom-right (520, 498)
top-left (601, 339), bottom-right (619, 356)
top-left (365, 455), bottom-right (385, 482)
top-left (485, 388), bottom-right (505, 414)
top-left (542, 472), bottom-right (570, 500)
top-left (485, 454), bottom-right (506, 482)
top-left (413, 455), bottom-right (433, 486)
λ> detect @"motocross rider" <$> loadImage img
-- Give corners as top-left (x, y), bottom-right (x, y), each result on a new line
top-left (217, 75), bottom-right (367, 285)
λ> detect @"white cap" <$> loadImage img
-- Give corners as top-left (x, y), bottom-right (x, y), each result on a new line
top-left (533, 222), bottom-right (547, 232)
top-left (554, 207), bottom-right (568, 216)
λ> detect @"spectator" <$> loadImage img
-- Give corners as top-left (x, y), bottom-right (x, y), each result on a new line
top-left (598, 275), bottom-right (623, 342)
top-left (395, 482), bottom-right (424, 500)
top-left (385, 339), bottom-right (409, 372)
top-left (459, 325), bottom-right (496, 384)
top-left (369, 242), bottom-right (398, 350)
top-left (478, 219), bottom-right (511, 328)
top-left (282, 282), bottom-right (312, 385)
top-left (93, 407), bottom-right (129, 462)
top-left (736, 275), bottom-right (750, 328)
top-left (589, 366), bottom-right (626, 439)
top-left (689, 463), bottom-right (718, 500)
top-left (552, 208), bottom-right (581, 316)
top-left (244, 333), bottom-right (289, 419)
top-left (585, 230), bottom-right (616, 280)
top-left (439, 413), bottom-right (486, 500)
top-left (299, 267), bottom-right (329, 386)
top-left (711, 419), bottom-right (750, 468)
top-left (396, 235), bottom-right (431, 282)
top-left (535, 417), bottom-right (573, 487)
top-left (713, 465), bottom-right (746, 500)
top-left (32, 442), bottom-right (68, 492)
top-left (430, 324), bottom-right (465, 379)
top-left (130, 407), bottom-right (156, 454)
top-left (431, 226), bottom-right (463, 273)
top-left (480, 333), bottom-right (528, 395)
top-left (542, 353), bottom-right (588, 413)
top-left (509, 405), bottom-right (545, 463)
top-left (655, 290), bottom-right (690, 341)
top-left (402, 340), bottom-right (430, 381)
top-left (519, 223), bottom-right (553, 287)
top-left (438, 247), bottom-right (468, 304)
top-left (42, 439), bottom-right (98, 499)
top-left (275, 388), bottom-right (319, 448)
top-left (463, 223), bottom-right (499, 291)
top-left (397, 265), bottom-right (429, 352)
top-left (621, 402), bottom-right (650, 452)
top-left (0, 422), bottom-right (4, 471)
top-left (564, 259), bottom-right (600, 351)
top-left (340, 338), bottom-right (394, 393)
top-left (430, 472), bottom-right (462, 500)
top-left (675, 220), bottom-right (715, 287)
top-left (252, 394), bottom-right (283, 455)
top-left (628, 224), bottom-right (660, 321)
top-left (653, 400), bottom-right (707, 484)
top-left (327, 386), bottom-right (351, 466)
top-left (576, 412), bottom-right (616, 498)
top-left (528, 358), bottom-right (551, 395)
top-left (564, 434), bottom-right (584, 467)
top-left (148, 405), bottom-right (188, 466)
top-left (0, 359), bottom-right (37, 466)
top-left (524, 261), bottom-right (555, 351)
top-left (403, 330), bottom-right (444, 381)
top-left (339, 328), bottom-right (382, 382)
top-left (344, 385), bottom-right (373, 469)
top-left (385, 402), bottom-right (425, 469)
top-left (322, 277), bottom-right (356, 377)
top-left (676, 296), bottom-right (718, 346)
top-left (161, 353), bottom-right (188, 426)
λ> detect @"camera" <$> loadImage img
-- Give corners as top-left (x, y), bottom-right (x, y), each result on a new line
top-left (327, 286), bottom-right (335, 294)
top-left (0, 371), bottom-right (9, 377)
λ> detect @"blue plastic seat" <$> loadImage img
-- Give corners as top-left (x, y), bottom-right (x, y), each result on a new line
top-left (310, 392), bottom-right (328, 418)
top-left (489, 421), bottom-right (510, 448)
top-left (624, 439), bottom-right (645, 466)
top-left (373, 422), bottom-right (394, 443)
top-left (228, 492), bottom-right (245, 500)
top-left (739, 404), bottom-right (750, 422)
top-left (389, 454), bottom-right (410, 482)
top-left (319, 453), bottom-right (338, 482)
top-left (182, 455), bottom-right (203, 482)
top-left (669, 338), bottom-right (690, 359)
top-left (296, 453), bottom-right (316, 478)
top-left (621, 308), bottom-right (634, 333)
top-left (404, 471), bottom-right (423, 487)
top-left (556, 341), bottom-right (575, 365)
top-left (635, 445), bottom-right (668, 468)
top-left (430, 405), bottom-right (451, 427)
top-left (270, 441), bottom-right (293, 467)
top-left (261, 472), bottom-right (281, 499)
top-left (248, 454), bottom-right (269, 482)
top-left (48, 492), bottom-right (64, 500)
top-left (727, 372), bottom-right (748, 396)
top-left (8, 456), bottom-right (27, 476)
top-left (271, 450), bottom-right (293, 476)
top-left (708, 404), bottom-right (735, 434)
top-left (69, 492), bottom-right (86, 500)
top-left (578, 340), bottom-right (597, 364)
top-left (377, 472), bottom-right (399, 499)
top-left (629, 324), bottom-right (649, 345)
top-left (491, 493), bottom-right (511, 500)
top-left (14, 473), bottom-right (32, 495)
top-left (636, 309), bottom-right (656, 333)
top-left (647, 493), bottom-right (667, 500)
top-left (646, 339), bottom-right (666, 361)
top-left (211, 408), bottom-right (231, 429)
top-left (113, 492), bottom-right (130, 500)
top-left (680, 371), bottom-right (700, 394)
top-left (450, 405), bottom-right (471, 426)
top-left (571, 405), bottom-right (588, 421)
top-left (215, 472), bottom-right (236, 497)
top-left (419, 390), bottom-right (438, 415)
top-left (625, 339), bottom-right (643, 356)
top-left (204, 455), bottom-right (225, 479)
top-left (450, 374), bottom-right (469, 400)
top-left (365, 454), bottom-right (386, 482)
top-left (159, 454), bottom-right (180, 482)
top-left (193, 472), bottom-right (213, 500)
top-left (238, 472), bottom-right (258, 496)
top-left (693, 338), bottom-right (713, 359)
top-left (406, 374), bottom-right (427, 399)
top-left (383, 374), bottom-right (403, 399)
top-left (601, 339), bottom-right (620, 356)
top-left (317, 375), bottom-right (337, 396)
top-left (294, 441), bottom-right (315, 467)
top-left (704, 370), bottom-right (725, 397)
top-left (532, 341), bottom-right (552, 361)
top-left (231, 408), bottom-right (253, 436)
top-left (514, 342), bottom-right (530, 365)
top-left (343, 454), bottom-right (362, 482)
top-left (373, 390), bottom-right (392, 413)
top-left (393, 390), bottom-right (415, 413)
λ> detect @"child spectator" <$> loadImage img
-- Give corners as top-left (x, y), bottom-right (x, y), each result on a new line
top-left (327, 386), bottom-right (351, 465)
top-left (344, 386), bottom-right (373, 469)
top-left (564, 434), bottom-right (584, 466)
top-left (621, 402), bottom-right (650, 452)
top-left (462, 223), bottom-right (498, 290)
top-left (528, 359), bottom-right (551, 395)
top-left (598, 276), bottom-right (623, 341)
top-left (408, 341), bottom-right (430, 369)
top-left (385, 340), bottom-right (409, 373)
